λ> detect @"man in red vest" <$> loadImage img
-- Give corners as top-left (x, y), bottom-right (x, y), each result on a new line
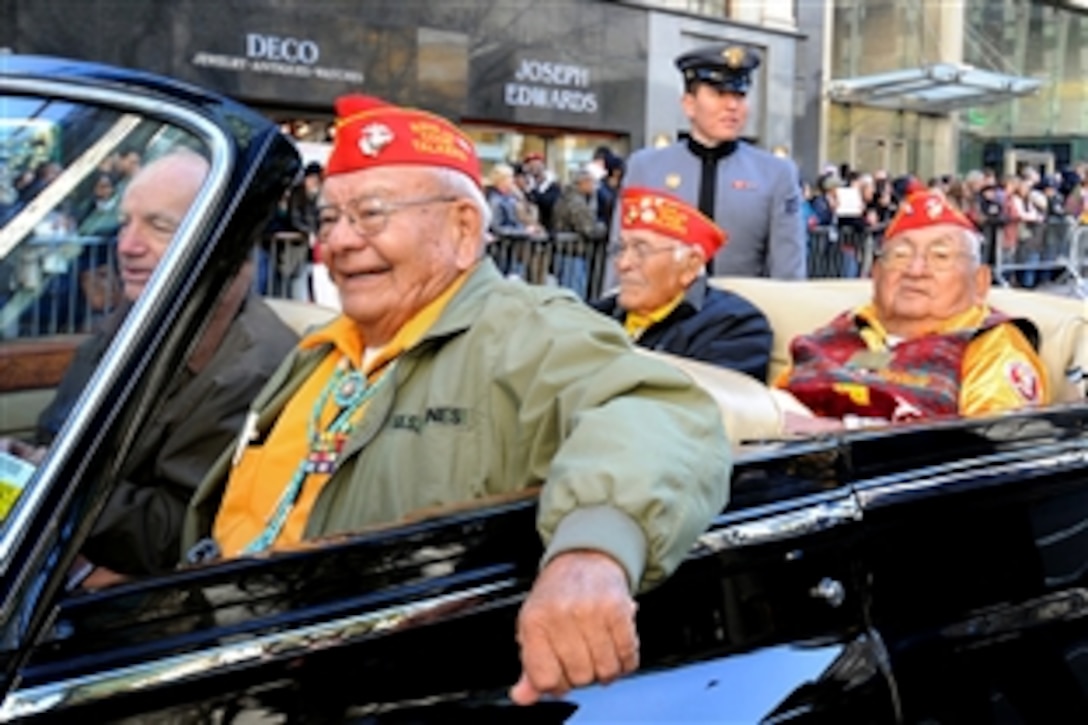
top-left (777, 182), bottom-right (1049, 432)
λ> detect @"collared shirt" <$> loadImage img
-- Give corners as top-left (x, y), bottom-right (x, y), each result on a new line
top-left (213, 269), bottom-right (472, 557)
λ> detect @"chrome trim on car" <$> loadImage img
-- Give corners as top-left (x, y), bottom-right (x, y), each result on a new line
top-left (0, 76), bottom-right (233, 571)
top-left (697, 495), bottom-right (862, 551)
top-left (0, 579), bottom-right (515, 721)
top-left (854, 440), bottom-right (1088, 509)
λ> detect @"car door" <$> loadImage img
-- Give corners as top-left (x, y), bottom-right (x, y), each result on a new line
top-left (850, 410), bottom-right (1088, 722)
top-left (0, 57), bottom-right (296, 715)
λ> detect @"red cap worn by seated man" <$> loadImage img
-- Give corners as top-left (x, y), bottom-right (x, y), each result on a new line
top-left (325, 94), bottom-right (481, 187)
top-left (883, 179), bottom-right (976, 240)
top-left (619, 186), bottom-right (727, 260)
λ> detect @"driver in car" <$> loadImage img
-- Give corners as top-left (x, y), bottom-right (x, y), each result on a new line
top-left (777, 181), bottom-right (1049, 432)
top-left (184, 94), bottom-right (730, 706)
top-left (1, 149), bottom-right (298, 587)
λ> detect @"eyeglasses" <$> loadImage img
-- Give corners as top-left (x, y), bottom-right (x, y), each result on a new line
top-left (607, 242), bottom-right (680, 262)
top-left (317, 195), bottom-right (457, 241)
top-left (878, 241), bottom-right (969, 272)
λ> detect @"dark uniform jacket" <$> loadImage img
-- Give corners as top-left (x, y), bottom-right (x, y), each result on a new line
top-left (617, 139), bottom-right (805, 279)
top-left (592, 276), bottom-right (772, 381)
top-left (37, 273), bottom-right (298, 575)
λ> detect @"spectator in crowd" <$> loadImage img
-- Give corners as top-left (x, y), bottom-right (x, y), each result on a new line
top-left (777, 183), bottom-right (1048, 433)
top-left (1062, 168), bottom-right (1086, 221)
top-left (553, 165), bottom-right (607, 241)
top-left (290, 161), bottom-right (323, 238)
top-left (485, 163), bottom-right (527, 235)
top-left (522, 152), bottom-right (561, 232)
top-left (185, 93), bottom-right (730, 706)
top-left (603, 153), bottom-right (626, 194)
top-left (259, 165), bottom-right (318, 299)
top-left (553, 165), bottom-right (608, 297)
top-left (618, 44), bottom-right (805, 279)
top-left (77, 173), bottom-right (121, 236)
top-left (1003, 174), bottom-right (1041, 286)
top-left (809, 171), bottom-right (839, 228)
top-left (592, 187), bottom-right (771, 380)
top-left (0, 149), bottom-right (299, 586)
top-left (112, 148), bottom-right (143, 199)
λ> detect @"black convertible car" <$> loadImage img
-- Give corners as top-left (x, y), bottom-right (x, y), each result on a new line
top-left (0, 56), bottom-right (1087, 724)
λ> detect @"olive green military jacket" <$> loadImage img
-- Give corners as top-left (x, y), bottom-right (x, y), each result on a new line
top-left (185, 260), bottom-right (730, 591)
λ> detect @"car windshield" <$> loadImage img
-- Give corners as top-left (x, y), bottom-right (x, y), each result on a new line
top-left (0, 92), bottom-right (207, 527)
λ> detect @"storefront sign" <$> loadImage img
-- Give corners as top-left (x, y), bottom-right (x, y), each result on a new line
top-left (504, 59), bottom-right (599, 114)
top-left (191, 32), bottom-right (364, 84)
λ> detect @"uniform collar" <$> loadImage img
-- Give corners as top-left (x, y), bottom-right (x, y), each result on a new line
top-left (686, 136), bottom-right (738, 162)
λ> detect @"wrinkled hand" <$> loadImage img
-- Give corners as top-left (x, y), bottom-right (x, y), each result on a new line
top-left (69, 554), bottom-right (130, 591)
top-left (0, 437), bottom-right (47, 465)
top-left (510, 550), bottom-right (639, 705)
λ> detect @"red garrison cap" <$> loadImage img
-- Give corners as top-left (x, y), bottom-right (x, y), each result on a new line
top-left (885, 184), bottom-right (976, 239)
top-left (620, 187), bottom-right (727, 260)
top-left (325, 94), bottom-right (481, 187)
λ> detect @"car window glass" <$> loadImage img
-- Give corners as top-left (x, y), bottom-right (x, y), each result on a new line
top-left (0, 92), bottom-right (207, 530)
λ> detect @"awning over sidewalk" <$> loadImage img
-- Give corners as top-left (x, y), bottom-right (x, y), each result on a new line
top-left (828, 63), bottom-right (1043, 114)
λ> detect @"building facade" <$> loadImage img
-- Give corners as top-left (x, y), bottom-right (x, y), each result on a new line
top-left (824, 0), bottom-right (1088, 180)
top-left (1, 0), bottom-right (802, 183)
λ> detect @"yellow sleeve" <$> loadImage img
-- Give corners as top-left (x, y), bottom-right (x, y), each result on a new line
top-left (960, 323), bottom-right (1050, 417)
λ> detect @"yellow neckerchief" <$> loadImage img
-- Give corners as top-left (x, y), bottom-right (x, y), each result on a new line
top-left (624, 292), bottom-right (685, 340)
top-left (214, 267), bottom-right (473, 558)
top-left (301, 266), bottom-right (474, 373)
top-left (854, 302), bottom-right (990, 352)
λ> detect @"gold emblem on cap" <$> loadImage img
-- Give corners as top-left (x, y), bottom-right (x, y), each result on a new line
top-left (665, 173), bottom-right (681, 189)
top-left (359, 123), bottom-right (394, 157)
top-left (722, 46), bottom-right (746, 69)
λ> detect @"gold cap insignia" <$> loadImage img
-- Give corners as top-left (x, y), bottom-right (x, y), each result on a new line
top-left (722, 46), bottom-right (746, 69)
top-left (665, 173), bottom-right (682, 190)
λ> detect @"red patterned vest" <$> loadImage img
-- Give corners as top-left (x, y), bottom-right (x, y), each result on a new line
top-left (784, 310), bottom-right (1034, 422)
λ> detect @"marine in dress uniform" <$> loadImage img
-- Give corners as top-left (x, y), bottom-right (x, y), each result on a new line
top-left (618, 44), bottom-right (805, 279)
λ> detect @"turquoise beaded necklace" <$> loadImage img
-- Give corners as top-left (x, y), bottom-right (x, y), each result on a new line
top-left (241, 355), bottom-right (394, 555)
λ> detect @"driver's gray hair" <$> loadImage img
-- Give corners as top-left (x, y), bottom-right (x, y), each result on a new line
top-left (433, 167), bottom-right (491, 244)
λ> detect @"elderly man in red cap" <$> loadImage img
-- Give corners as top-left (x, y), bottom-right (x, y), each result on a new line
top-left (777, 184), bottom-right (1049, 431)
top-left (592, 187), bottom-right (771, 380)
top-left (185, 96), bottom-right (729, 704)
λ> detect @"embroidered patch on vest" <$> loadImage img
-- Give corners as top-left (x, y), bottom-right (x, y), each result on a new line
top-left (1007, 360), bottom-right (1040, 402)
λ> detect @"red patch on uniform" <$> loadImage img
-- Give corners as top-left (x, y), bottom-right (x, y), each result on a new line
top-left (732, 179), bottom-right (757, 190)
top-left (1006, 361), bottom-right (1040, 403)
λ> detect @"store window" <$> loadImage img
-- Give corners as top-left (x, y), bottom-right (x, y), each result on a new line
top-left (463, 124), bottom-right (628, 185)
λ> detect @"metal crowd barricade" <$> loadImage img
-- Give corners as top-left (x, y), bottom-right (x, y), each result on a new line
top-left (1, 233), bottom-right (121, 339)
top-left (487, 230), bottom-right (609, 301)
top-left (991, 217), bottom-right (1082, 291)
top-left (256, 231), bottom-right (312, 300)
top-left (807, 225), bottom-right (876, 279)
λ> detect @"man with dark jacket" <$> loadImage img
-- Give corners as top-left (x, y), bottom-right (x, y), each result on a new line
top-left (16, 150), bottom-right (298, 584)
top-left (593, 187), bottom-right (772, 380)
